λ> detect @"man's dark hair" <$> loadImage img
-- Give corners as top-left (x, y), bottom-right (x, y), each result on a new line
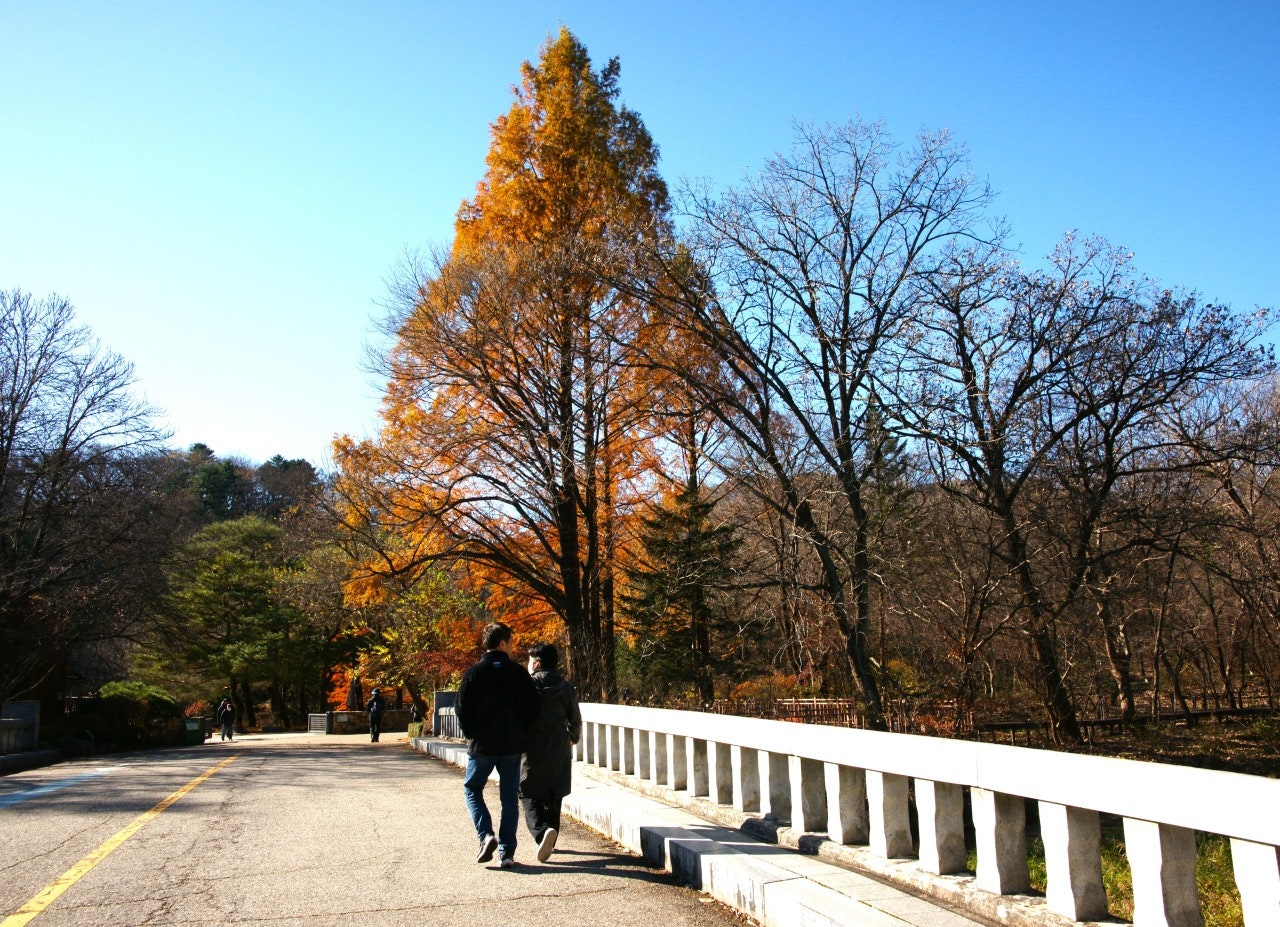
top-left (528, 642), bottom-right (559, 670)
top-left (481, 622), bottom-right (513, 651)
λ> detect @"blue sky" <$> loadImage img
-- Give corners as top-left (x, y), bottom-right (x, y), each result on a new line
top-left (3, 2), bottom-right (1277, 468)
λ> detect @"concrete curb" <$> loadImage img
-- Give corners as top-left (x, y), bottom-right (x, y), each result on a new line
top-left (412, 736), bottom-right (992, 927)
top-left (0, 749), bottom-right (63, 776)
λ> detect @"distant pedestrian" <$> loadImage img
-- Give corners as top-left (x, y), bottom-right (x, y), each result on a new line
top-left (456, 622), bottom-right (540, 868)
top-left (520, 643), bottom-right (581, 863)
top-left (366, 688), bottom-right (385, 742)
top-left (216, 697), bottom-right (235, 742)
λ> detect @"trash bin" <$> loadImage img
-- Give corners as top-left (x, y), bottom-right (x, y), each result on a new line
top-left (183, 718), bottom-right (203, 745)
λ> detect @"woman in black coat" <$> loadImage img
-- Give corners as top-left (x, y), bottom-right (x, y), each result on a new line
top-left (366, 688), bottom-right (385, 742)
top-left (520, 643), bottom-right (582, 862)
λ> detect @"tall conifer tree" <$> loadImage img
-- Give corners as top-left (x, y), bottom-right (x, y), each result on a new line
top-left (343, 29), bottom-right (671, 699)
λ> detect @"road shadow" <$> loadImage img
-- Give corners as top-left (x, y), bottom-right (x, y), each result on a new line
top-left (486, 846), bottom-right (693, 887)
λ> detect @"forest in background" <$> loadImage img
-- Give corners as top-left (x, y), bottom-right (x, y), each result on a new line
top-left (4, 29), bottom-right (1279, 754)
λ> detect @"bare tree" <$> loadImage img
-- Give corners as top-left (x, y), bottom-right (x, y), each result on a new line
top-left (652, 120), bottom-right (999, 726)
top-left (886, 486), bottom-right (1020, 717)
top-left (1165, 374), bottom-right (1280, 708)
top-left (0, 289), bottom-right (170, 699)
top-left (887, 236), bottom-right (1273, 743)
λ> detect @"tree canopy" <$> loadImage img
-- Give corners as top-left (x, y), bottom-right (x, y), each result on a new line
top-left (338, 27), bottom-right (672, 699)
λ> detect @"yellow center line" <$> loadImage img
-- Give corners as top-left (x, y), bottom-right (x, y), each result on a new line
top-left (2, 755), bottom-right (238, 927)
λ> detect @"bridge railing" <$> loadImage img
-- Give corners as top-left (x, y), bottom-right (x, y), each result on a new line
top-left (0, 701), bottom-right (39, 755)
top-left (436, 705), bottom-right (462, 740)
top-left (576, 702), bottom-right (1280, 927)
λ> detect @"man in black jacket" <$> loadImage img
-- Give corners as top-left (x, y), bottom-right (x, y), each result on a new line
top-left (456, 622), bottom-right (540, 868)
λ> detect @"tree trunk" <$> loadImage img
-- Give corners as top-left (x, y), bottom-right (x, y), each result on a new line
top-left (1005, 518), bottom-right (1082, 745)
top-left (269, 678), bottom-right (289, 729)
top-left (237, 679), bottom-right (257, 727)
top-left (346, 675), bottom-right (363, 711)
top-left (795, 500), bottom-right (885, 728)
top-left (1097, 599), bottom-right (1136, 721)
top-left (692, 589), bottom-right (714, 704)
top-left (1161, 652), bottom-right (1195, 722)
top-left (566, 619), bottom-right (606, 703)
top-left (1026, 625), bottom-right (1082, 744)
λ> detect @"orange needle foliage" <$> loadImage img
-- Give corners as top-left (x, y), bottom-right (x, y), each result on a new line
top-left (336, 28), bottom-right (674, 699)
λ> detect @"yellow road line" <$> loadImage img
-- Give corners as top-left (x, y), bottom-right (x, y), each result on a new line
top-left (1, 756), bottom-right (238, 927)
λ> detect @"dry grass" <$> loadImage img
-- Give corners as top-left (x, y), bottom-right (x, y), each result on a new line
top-left (1080, 715), bottom-right (1280, 779)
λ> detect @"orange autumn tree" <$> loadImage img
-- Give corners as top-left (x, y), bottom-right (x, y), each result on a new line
top-left (357, 568), bottom-right (486, 706)
top-left (337, 28), bottom-right (672, 699)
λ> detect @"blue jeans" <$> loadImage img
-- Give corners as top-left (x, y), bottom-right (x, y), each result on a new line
top-left (464, 753), bottom-right (522, 858)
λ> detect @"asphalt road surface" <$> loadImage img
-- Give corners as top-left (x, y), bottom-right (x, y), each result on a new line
top-left (0, 732), bottom-right (751, 927)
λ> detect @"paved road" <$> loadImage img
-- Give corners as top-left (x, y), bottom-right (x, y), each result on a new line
top-left (0, 732), bottom-right (750, 927)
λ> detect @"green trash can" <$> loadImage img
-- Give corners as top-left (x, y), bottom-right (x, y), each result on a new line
top-left (183, 718), bottom-right (203, 745)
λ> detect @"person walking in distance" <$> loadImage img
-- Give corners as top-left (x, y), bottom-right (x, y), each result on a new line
top-left (366, 687), bottom-right (385, 742)
top-left (216, 696), bottom-right (235, 742)
top-left (520, 643), bottom-right (581, 863)
top-left (456, 622), bottom-right (540, 868)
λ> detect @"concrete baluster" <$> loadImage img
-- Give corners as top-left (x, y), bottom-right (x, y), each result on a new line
top-left (971, 787), bottom-right (1029, 894)
top-left (788, 755), bottom-right (827, 833)
top-left (634, 728), bottom-right (650, 780)
top-left (732, 745), bottom-right (761, 813)
top-left (759, 751), bottom-right (790, 822)
top-left (621, 726), bottom-right (636, 775)
top-left (917, 779), bottom-right (966, 873)
top-left (1230, 838), bottom-right (1280, 927)
top-left (590, 721), bottom-right (605, 767)
top-left (686, 737), bottom-right (709, 797)
top-left (823, 762), bottom-right (868, 845)
top-left (665, 732), bottom-right (687, 790)
top-left (615, 727), bottom-right (625, 772)
top-left (866, 770), bottom-right (912, 858)
top-left (1123, 818), bottom-right (1205, 927)
top-left (1039, 801), bottom-right (1107, 921)
top-left (707, 741), bottom-right (734, 804)
top-left (648, 729), bottom-right (668, 787)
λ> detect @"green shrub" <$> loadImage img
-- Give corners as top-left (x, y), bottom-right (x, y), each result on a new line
top-left (76, 681), bottom-right (186, 749)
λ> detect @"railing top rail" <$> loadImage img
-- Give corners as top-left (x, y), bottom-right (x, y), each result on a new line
top-left (580, 702), bottom-right (1280, 846)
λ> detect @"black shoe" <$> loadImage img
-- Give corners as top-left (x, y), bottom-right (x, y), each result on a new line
top-left (477, 834), bottom-right (498, 863)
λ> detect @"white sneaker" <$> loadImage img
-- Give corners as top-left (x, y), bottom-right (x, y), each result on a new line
top-left (499, 855), bottom-right (516, 868)
top-left (537, 827), bottom-right (558, 862)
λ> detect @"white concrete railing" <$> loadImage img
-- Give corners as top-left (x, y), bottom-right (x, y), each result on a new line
top-left (577, 703), bottom-right (1280, 927)
top-left (436, 705), bottom-right (463, 740)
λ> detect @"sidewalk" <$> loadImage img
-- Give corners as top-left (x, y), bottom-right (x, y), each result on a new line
top-left (414, 736), bottom-right (988, 927)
